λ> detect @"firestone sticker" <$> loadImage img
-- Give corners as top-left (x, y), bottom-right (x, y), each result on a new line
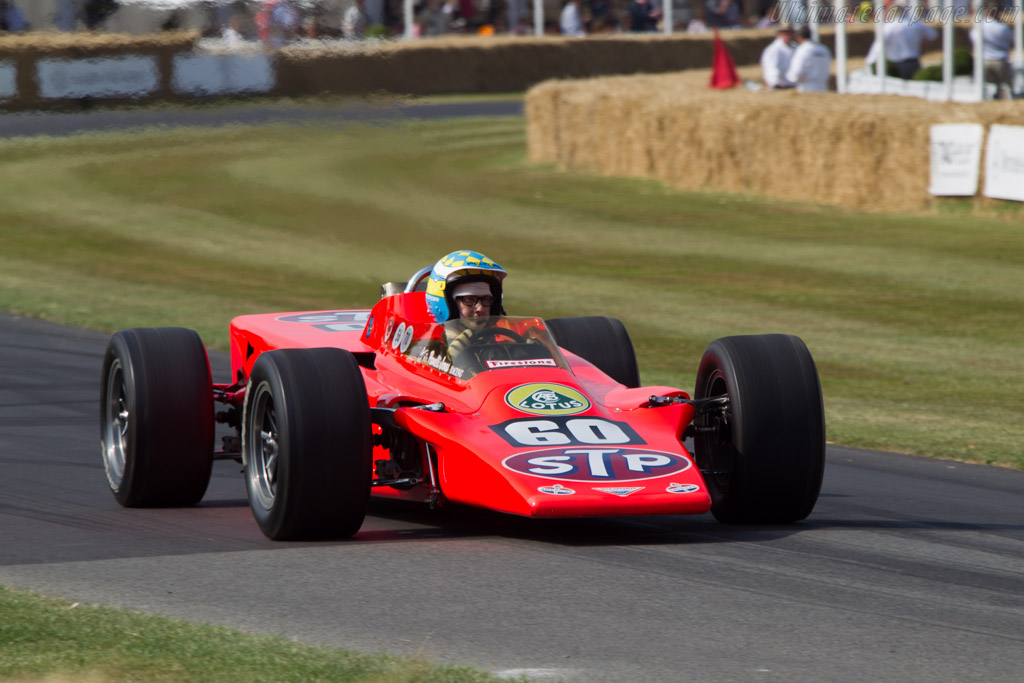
top-left (504, 383), bottom-right (591, 416)
top-left (485, 359), bottom-right (557, 369)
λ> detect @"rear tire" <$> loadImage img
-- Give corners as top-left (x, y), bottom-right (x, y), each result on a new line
top-left (100, 328), bottom-right (214, 507)
top-left (694, 334), bottom-right (825, 524)
top-left (242, 348), bottom-right (372, 540)
top-left (545, 316), bottom-right (641, 388)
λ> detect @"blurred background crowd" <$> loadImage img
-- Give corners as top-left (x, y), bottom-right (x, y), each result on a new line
top-left (4, 0), bottom-right (994, 41)
top-left (1, 1), bottom-right (1018, 99)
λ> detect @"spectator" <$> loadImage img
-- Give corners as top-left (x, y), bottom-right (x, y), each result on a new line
top-left (342, 0), bottom-right (368, 38)
top-left (686, 6), bottom-right (709, 34)
top-left (761, 23), bottom-right (795, 89)
top-left (560, 0), bottom-right (585, 36)
top-left (589, 0), bottom-right (611, 27)
top-left (417, 0), bottom-right (449, 36)
top-left (970, 5), bottom-right (1015, 100)
top-left (270, 0), bottom-right (303, 46)
top-left (0, 0), bottom-right (26, 32)
top-left (82, 0), bottom-right (118, 30)
top-left (457, 0), bottom-right (476, 30)
top-left (221, 13), bottom-right (248, 48)
top-left (444, 0), bottom-right (465, 33)
top-left (628, 0), bottom-right (659, 32)
top-left (786, 24), bottom-right (831, 92)
top-left (312, 0), bottom-right (345, 38)
top-left (505, 0), bottom-right (524, 34)
top-left (705, 0), bottom-right (740, 28)
top-left (364, 0), bottom-right (384, 28)
top-left (55, 0), bottom-right (78, 31)
top-left (865, 8), bottom-right (938, 79)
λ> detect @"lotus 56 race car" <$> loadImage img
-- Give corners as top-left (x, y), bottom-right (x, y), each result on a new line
top-left (100, 255), bottom-right (825, 541)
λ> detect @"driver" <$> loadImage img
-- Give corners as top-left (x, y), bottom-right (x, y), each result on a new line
top-left (424, 250), bottom-right (508, 361)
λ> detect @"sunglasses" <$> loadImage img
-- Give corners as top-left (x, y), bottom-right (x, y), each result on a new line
top-left (455, 295), bottom-right (493, 307)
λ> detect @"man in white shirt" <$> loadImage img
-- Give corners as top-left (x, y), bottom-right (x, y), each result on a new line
top-left (970, 7), bottom-right (1015, 99)
top-left (865, 12), bottom-right (938, 79)
top-left (786, 25), bottom-right (832, 92)
top-left (560, 0), bottom-right (585, 37)
top-left (761, 24), bottom-right (796, 89)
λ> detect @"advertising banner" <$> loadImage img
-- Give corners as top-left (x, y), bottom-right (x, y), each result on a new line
top-left (0, 62), bottom-right (15, 100)
top-left (38, 56), bottom-right (159, 100)
top-left (928, 123), bottom-right (984, 196)
top-left (983, 125), bottom-right (1024, 203)
top-left (172, 54), bottom-right (275, 96)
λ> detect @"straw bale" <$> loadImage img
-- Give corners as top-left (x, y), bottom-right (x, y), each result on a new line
top-left (527, 70), bottom-right (1024, 213)
top-left (0, 31), bottom-right (197, 57)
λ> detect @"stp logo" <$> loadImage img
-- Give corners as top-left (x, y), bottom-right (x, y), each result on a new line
top-left (505, 383), bottom-right (591, 416)
top-left (502, 447), bottom-right (691, 482)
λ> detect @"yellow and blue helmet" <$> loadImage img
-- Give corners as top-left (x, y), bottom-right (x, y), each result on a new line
top-left (425, 250), bottom-right (507, 322)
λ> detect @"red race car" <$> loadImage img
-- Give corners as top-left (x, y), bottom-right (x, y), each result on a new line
top-left (100, 254), bottom-right (825, 540)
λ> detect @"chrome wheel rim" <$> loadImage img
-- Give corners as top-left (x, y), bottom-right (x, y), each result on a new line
top-left (102, 359), bottom-right (129, 488)
top-left (695, 371), bottom-right (733, 492)
top-left (247, 382), bottom-right (279, 511)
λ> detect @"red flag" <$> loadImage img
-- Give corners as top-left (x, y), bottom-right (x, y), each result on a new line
top-left (709, 27), bottom-right (741, 90)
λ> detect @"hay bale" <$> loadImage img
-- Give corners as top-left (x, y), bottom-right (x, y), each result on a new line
top-left (0, 31), bottom-right (198, 57)
top-left (527, 69), bottom-right (1024, 213)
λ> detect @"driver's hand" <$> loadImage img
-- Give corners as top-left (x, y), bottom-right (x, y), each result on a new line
top-left (448, 328), bottom-right (474, 357)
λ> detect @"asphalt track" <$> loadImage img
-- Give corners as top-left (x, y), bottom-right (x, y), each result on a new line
top-left (1, 101), bottom-right (1023, 681)
top-left (0, 99), bottom-right (523, 139)
top-left (2, 311), bottom-right (1023, 682)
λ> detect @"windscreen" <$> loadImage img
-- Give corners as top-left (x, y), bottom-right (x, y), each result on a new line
top-left (403, 316), bottom-right (569, 381)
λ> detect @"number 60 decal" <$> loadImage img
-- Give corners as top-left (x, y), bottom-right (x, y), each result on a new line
top-left (490, 416), bottom-right (645, 447)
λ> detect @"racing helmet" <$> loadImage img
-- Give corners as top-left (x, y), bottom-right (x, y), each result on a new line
top-left (425, 250), bottom-right (507, 322)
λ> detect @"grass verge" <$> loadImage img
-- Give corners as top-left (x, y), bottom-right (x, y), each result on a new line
top-left (0, 586), bottom-right (502, 682)
top-left (0, 115), bottom-right (1021, 469)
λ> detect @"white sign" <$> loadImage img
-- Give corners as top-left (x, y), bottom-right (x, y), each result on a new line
top-left (928, 124), bottom-right (984, 197)
top-left (0, 61), bottom-right (15, 100)
top-left (983, 125), bottom-right (1024, 203)
top-left (38, 56), bottom-right (159, 99)
top-left (172, 54), bottom-right (275, 96)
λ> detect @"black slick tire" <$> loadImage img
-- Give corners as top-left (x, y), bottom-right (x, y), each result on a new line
top-left (694, 334), bottom-right (825, 524)
top-left (545, 316), bottom-right (641, 388)
top-left (242, 348), bottom-right (372, 541)
top-left (100, 327), bottom-right (214, 507)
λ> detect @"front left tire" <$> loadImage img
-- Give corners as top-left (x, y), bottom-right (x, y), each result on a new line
top-left (693, 334), bottom-right (825, 524)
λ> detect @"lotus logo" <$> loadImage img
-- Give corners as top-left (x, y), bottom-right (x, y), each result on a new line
top-left (504, 383), bottom-right (591, 416)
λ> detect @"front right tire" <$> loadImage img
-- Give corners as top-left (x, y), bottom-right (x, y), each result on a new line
top-left (242, 348), bottom-right (372, 540)
top-left (100, 327), bottom-right (214, 507)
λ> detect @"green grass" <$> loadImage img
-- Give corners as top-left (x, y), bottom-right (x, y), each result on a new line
top-left (0, 115), bottom-right (1022, 469)
top-left (0, 586), bottom-right (503, 682)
